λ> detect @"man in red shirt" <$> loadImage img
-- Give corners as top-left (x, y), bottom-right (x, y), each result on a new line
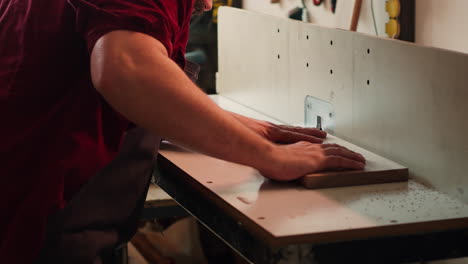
top-left (0, 0), bottom-right (365, 263)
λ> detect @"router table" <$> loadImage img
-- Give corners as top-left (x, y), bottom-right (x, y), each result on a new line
top-left (152, 96), bottom-right (468, 264)
top-left (154, 7), bottom-right (468, 264)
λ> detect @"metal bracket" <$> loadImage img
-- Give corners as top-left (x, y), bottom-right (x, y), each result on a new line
top-left (305, 95), bottom-right (335, 134)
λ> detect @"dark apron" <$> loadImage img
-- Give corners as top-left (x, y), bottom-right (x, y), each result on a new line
top-left (35, 62), bottom-right (200, 264)
top-left (35, 127), bottom-right (161, 264)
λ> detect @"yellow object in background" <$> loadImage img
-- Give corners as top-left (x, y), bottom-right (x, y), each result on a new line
top-left (385, 0), bottom-right (401, 18)
top-left (385, 0), bottom-right (401, 39)
top-left (386, 18), bottom-right (400, 39)
top-left (212, 0), bottom-right (234, 23)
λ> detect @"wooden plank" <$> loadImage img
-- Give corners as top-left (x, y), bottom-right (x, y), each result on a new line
top-left (302, 167), bottom-right (407, 189)
top-left (217, 7), bottom-right (468, 203)
top-left (301, 135), bottom-right (408, 189)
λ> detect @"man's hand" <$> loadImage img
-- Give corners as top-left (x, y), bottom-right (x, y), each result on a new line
top-left (260, 142), bottom-right (366, 181)
top-left (229, 112), bottom-right (326, 144)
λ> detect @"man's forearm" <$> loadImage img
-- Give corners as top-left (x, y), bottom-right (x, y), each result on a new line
top-left (91, 31), bottom-right (275, 171)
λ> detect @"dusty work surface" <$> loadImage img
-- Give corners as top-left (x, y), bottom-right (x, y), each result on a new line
top-left (158, 95), bottom-right (468, 246)
top-left (159, 142), bottom-right (468, 245)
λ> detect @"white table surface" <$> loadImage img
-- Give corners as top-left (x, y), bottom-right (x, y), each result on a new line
top-left (158, 94), bottom-right (468, 244)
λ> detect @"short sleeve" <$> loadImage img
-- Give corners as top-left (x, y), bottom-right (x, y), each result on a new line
top-left (68, 0), bottom-right (177, 56)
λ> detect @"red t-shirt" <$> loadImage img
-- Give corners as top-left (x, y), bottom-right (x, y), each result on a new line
top-left (0, 0), bottom-right (195, 262)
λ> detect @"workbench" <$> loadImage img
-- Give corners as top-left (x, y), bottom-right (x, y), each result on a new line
top-left (153, 95), bottom-right (468, 264)
top-left (152, 7), bottom-right (468, 263)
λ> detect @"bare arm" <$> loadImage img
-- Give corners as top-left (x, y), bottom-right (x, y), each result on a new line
top-left (91, 30), bottom-right (274, 170)
top-left (91, 30), bottom-right (365, 181)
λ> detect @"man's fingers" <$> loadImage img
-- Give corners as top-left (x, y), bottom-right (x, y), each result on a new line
top-left (324, 147), bottom-right (366, 163)
top-left (277, 125), bottom-right (327, 138)
top-left (321, 143), bottom-right (346, 149)
top-left (276, 130), bottom-right (323, 144)
top-left (321, 144), bottom-right (365, 162)
top-left (323, 156), bottom-right (365, 171)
